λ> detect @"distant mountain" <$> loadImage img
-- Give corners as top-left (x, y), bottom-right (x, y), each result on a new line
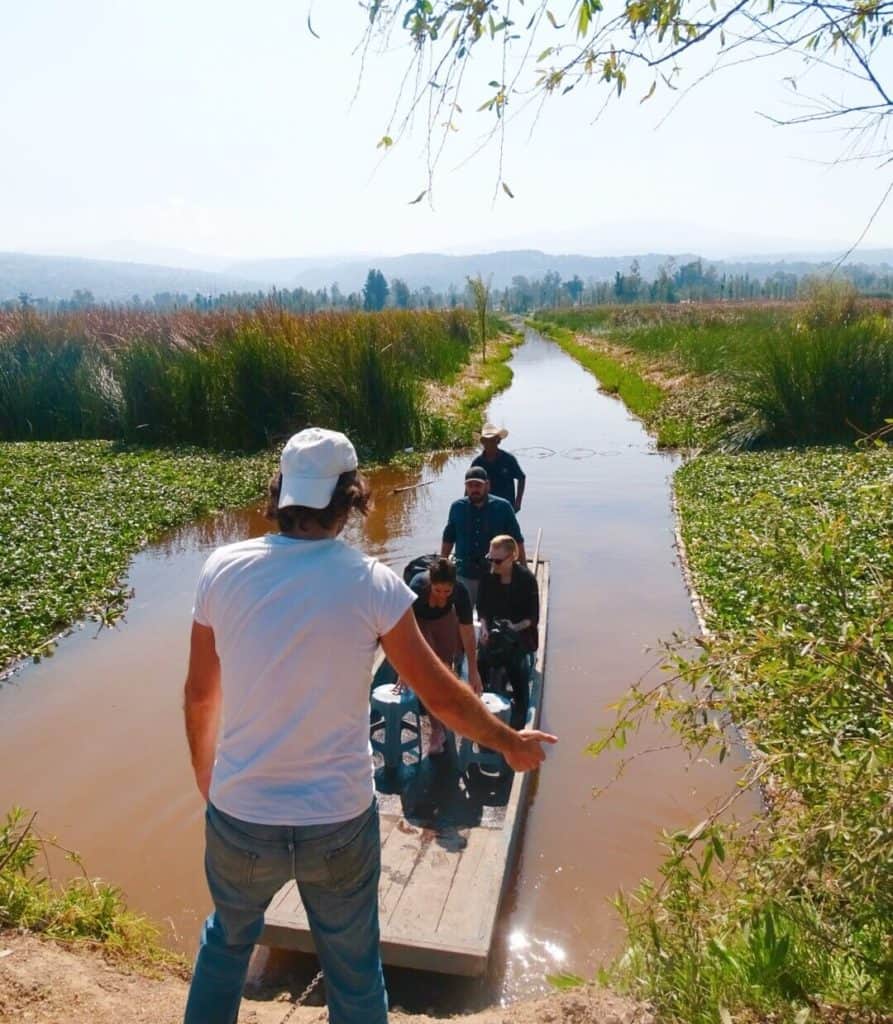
top-left (231, 250), bottom-right (705, 292)
top-left (224, 248), bottom-right (893, 292)
top-left (0, 252), bottom-right (258, 302)
top-left (3, 247), bottom-right (891, 304)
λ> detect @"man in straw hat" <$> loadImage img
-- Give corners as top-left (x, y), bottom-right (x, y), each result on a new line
top-left (471, 423), bottom-right (526, 512)
top-left (183, 427), bottom-right (556, 1024)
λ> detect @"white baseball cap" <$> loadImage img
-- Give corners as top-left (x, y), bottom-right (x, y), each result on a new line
top-left (278, 428), bottom-right (358, 509)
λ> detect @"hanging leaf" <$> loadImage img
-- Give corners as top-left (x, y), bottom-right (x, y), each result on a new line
top-left (502, 181), bottom-right (515, 198)
top-left (408, 190), bottom-right (427, 205)
top-left (306, 13), bottom-right (320, 39)
top-left (640, 81), bottom-right (657, 102)
top-left (376, 135), bottom-right (394, 150)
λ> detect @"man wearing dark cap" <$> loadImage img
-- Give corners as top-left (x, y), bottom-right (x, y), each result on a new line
top-left (441, 465), bottom-right (525, 606)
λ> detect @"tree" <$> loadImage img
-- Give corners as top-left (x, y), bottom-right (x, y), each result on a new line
top-left (361, 1), bottom-right (893, 185)
top-left (391, 277), bottom-right (411, 309)
top-left (362, 269), bottom-right (389, 312)
top-left (466, 274), bottom-right (491, 359)
top-left (564, 275), bottom-right (584, 306)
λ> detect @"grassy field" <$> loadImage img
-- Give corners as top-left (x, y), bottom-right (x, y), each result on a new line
top-left (540, 299), bottom-right (893, 1022)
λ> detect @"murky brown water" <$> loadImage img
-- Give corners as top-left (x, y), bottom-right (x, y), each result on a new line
top-left (0, 329), bottom-right (743, 1010)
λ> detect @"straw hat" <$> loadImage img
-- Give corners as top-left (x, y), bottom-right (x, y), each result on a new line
top-left (480, 423), bottom-right (508, 440)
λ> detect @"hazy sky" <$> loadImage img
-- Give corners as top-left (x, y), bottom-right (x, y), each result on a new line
top-left (3, 0), bottom-right (892, 263)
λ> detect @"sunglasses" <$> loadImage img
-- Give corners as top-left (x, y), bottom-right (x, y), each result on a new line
top-left (485, 553), bottom-right (511, 565)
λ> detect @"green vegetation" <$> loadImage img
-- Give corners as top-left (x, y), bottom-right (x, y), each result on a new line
top-left (546, 296), bottom-right (893, 1022)
top-left (0, 441), bottom-right (274, 672)
top-left (0, 807), bottom-right (182, 970)
top-left (0, 307), bottom-right (475, 456)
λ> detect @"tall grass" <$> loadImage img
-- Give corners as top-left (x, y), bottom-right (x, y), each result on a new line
top-left (0, 307), bottom-right (474, 456)
top-left (744, 317), bottom-right (893, 443)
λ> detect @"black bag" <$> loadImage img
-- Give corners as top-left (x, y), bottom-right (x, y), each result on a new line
top-left (485, 618), bottom-right (523, 668)
top-left (403, 553), bottom-right (441, 585)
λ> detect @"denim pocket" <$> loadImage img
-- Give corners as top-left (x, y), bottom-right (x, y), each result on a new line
top-left (324, 806), bottom-right (380, 893)
top-left (205, 809), bottom-right (258, 889)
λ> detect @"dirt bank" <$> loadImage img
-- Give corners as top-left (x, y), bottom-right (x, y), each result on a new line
top-left (0, 931), bottom-right (651, 1024)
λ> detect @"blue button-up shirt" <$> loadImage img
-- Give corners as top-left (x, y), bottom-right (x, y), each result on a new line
top-left (442, 495), bottom-right (524, 579)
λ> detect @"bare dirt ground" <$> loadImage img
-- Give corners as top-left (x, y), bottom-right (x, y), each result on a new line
top-left (0, 931), bottom-right (653, 1024)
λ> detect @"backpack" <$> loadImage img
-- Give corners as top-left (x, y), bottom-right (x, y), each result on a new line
top-left (485, 618), bottom-right (524, 667)
top-left (402, 553), bottom-right (441, 585)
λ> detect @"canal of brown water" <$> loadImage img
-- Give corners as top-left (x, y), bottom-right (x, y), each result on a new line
top-left (0, 328), bottom-right (741, 1011)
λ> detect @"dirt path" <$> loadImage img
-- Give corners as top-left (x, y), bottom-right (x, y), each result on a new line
top-left (0, 931), bottom-right (652, 1024)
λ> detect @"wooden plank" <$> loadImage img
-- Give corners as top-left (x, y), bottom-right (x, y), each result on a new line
top-left (435, 827), bottom-right (500, 944)
top-left (384, 833), bottom-right (460, 937)
top-left (260, 561), bottom-right (551, 977)
top-left (378, 820), bottom-right (429, 923)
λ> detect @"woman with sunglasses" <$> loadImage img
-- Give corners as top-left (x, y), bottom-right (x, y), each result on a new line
top-left (476, 534), bottom-right (539, 729)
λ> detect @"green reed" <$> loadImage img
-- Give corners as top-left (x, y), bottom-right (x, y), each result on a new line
top-left (0, 308), bottom-right (474, 457)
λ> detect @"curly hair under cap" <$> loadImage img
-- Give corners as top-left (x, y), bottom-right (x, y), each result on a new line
top-left (265, 469), bottom-right (372, 533)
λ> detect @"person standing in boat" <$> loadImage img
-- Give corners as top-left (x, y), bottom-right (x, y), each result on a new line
top-left (441, 466), bottom-right (525, 607)
top-left (471, 423), bottom-right (526, 512)
top-left (407, 558), bottom-right (483, 755)
top-left (182, 428), bottom-right (556, 1024)
top-left (477, 534), bottom-right (539, 729)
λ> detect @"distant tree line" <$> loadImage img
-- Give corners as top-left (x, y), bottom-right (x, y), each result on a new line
top-left (5, 260), bottom-right (893, 315)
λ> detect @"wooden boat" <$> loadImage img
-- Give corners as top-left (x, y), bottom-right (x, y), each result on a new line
top-left (261, 554), bottom-right (550, 977)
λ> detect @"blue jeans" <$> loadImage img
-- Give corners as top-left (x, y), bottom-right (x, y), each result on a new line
top-left (184, 799), bottom-right (387, 1024)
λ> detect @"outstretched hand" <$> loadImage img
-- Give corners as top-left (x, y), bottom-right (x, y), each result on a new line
top-left (504, 729), bottom-right (558, 772)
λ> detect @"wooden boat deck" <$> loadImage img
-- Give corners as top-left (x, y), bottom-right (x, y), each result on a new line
top-left (261, 559), bottom-right (550, 976)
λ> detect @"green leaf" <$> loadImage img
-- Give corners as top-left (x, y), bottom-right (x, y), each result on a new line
top-left (546, 971), bottom-right (586, 990)
top-left (376, 135), bottom-right (394, 150)
top-left (407, 190), bottom-right (427, 205)
top-left (502, 181), bottom-right (515, 198)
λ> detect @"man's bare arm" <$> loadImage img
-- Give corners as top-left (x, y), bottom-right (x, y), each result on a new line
top-left (381, 611), bottom-right (555, 771)
top-left (440, 540), bottom-right (453, 558)
top-left (183, 622), bottom-right (222, 801)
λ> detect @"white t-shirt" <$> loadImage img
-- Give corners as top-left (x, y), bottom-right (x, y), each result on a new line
top-left (192, 534), bottom-right (415, 826)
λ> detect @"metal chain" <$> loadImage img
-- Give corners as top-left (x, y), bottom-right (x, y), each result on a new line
top-left (278, 968), bottom-right (324, 1024)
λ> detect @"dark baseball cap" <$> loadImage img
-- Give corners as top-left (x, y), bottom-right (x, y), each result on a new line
top-left (465, 466), bottom-right (489, 482)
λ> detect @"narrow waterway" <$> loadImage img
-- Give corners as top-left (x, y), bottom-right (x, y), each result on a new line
top-left (0, 329), bottom-right (738, 1009)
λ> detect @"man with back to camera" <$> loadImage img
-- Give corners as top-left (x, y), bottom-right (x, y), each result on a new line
top-left (441, 465), bottom-right (526, 607)
top-left (471, 423), bottom-right (526, 512)
top-left (182, 427), bottom-right (556, 1024)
